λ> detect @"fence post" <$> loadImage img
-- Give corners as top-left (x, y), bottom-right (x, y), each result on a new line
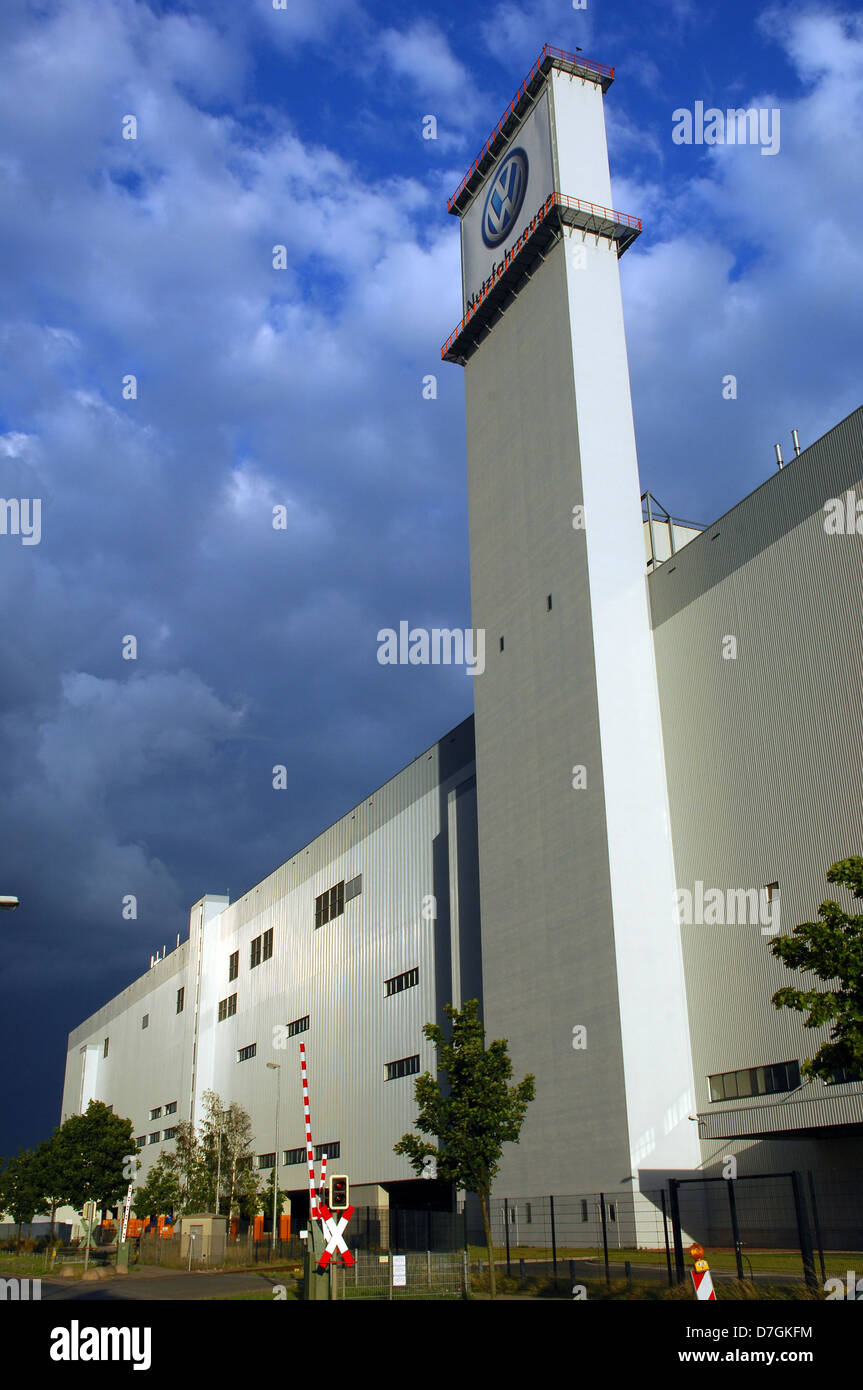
top-left (726, 1179), bottom-right (745, 1281)
top-left (462, 1248), bottom-right (469, 1299)
top-left (790, 1171), bottom-right (818, 1290)
top-left (599, 1193), bottom-right (610, 1285)
top-left (807, 1171), bottom-right (827, 1284)
top-left (660, 1189), bottom-right (673, 1287)
top-left (504, 1198), bottom-right (511, 1277)
top-left (549, 1195), bottom-right (558, 1288)
top-left (668, 1180), bottom-right (686, 1284)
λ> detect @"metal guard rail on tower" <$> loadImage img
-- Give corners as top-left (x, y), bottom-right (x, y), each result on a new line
top-left (447, 45), bottom-right (615, 213)
top-left (441, 192), bottom-right (642, 363)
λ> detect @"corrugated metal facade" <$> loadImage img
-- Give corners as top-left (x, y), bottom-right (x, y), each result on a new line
top-left (649, 404), bottom-right (863, 1161)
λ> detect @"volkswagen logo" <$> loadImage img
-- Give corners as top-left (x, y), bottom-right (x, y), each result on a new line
top-left (481, 148), bottom-right (529, 248)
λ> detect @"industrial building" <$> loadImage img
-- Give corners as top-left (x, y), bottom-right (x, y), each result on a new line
top-left (62, 46), bottom-right (863, 1234)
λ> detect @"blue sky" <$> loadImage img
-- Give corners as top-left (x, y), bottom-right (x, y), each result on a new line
top-left (1, 0), bottom-right (862, 1156)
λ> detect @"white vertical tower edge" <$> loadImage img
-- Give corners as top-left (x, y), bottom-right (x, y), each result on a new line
top-left (549, 71), bottom-right (700, 1183)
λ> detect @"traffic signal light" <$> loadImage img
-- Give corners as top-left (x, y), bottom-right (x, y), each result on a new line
top-left (329, 1176), bottom-right (349, 1210)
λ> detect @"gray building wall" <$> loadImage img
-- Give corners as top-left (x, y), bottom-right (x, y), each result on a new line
top-left (463, 233), bottom-right (634, 1197)
top-left (648, 404), bottom-right (863, 1174)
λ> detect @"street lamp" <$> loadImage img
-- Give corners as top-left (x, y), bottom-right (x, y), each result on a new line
top-left (0, 897), bottom-right (19, 910)
top-left (266, 1062), bottom-right (281, 1257)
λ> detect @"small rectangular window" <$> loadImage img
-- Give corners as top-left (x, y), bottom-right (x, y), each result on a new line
top-left (250, 936), bottom-right (262, 969)
top-left (149, 1131), bottom-right (160, 1145)
top-left (384, 966), bottom-right (419, 997)
top-left (258, 1153), bottom-right (276, 1170)
top-left (163, 1128), bottom-right (177, 1141)
top-left (136, 1135), bottom-right (146, 1149)
top-left (581, 1199), bottom-right (589, 1223)
top-left (218, 994), bottom-right (237, 1022)
top-left (262, 928), bottom-right (273, 961)
top-left (237, 1043), bottom-right (257, 1063)
top-left (525, 1203), bottom-right (532, 1224)
top-left (313, 1141), bottom-right (340, 1161)
top-left (284, 1147), bottom-right (305, 1166)
top-left (165, 1101), bottom-right (177, 1115)
top-left (345, 873), bottom-right (363, 902)
top-left (384, 1054), bottom-right (420, 1082)
top-left (150, 1107), bottom-right (162, 1121)
top-left (315, 881), bottom-right (345, 929)
top-left (229, 951), bottom-right (239, 981)
top-left (103, 1037), bottom-right (109, 1058)
top-left (142, 1014), bottom-right (149, 1030)
top-left (286, 1015), bottom-right (309, 1038)
top-left (176, 987), bottom-right (185, 1013)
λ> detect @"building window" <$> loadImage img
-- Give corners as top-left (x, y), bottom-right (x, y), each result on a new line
top-left (142, 1014), bottom-right (149, 1030)
top-left (525, 1203), bottom-right (532, 1224)
top-left (385, 1055), bottom-right (420, 1082)
top-left (103, 1037), bottom-right (109, 1058)
top-left (258, 1153), bottom-right (276, 1170)
top-left (827, 1066), bottom-right (863, 1085)
top-left (547, 594), bottom-right (553, 611)
top-left (250, 936), bottom-right (262, 969)
top-left (581, 1200), bottom-right (589, 1223)
top-left (218, 994), bottom-right (237, 1022)
top-left (163, 1128), bottom-right (177, 1141)
top-left (286, 1015), bottom-right (309, 1038)
top-left (149, 1132), bottom-right (160, 1145)
top-left (262, 928), bottom-right (273, 961)
top-left (237, 1043), bottom-right (257, 1063)
top-left (313, 1142), bottom-right (340, 1161)
top-left (165, 1101), bottom-right (177, 1115)
top-left (315, 881), bottom-right (345, 929)
top-left (384, 966), bottom-right (419, 998)
top-left (608, 1203), bottom-right (616, 1223)
top-left (345, 873), bottom-right (362, 903)
top-left (176, 987), bottom-right (185, 1013)
top-left (229, 951), bottom-right (239, 981)
top-left (136, 1135), bottom-right (146, 1149)
top-left (284, 1147), bottom-right (305, 1166)
top-left (708, 1059), bottom-right (801, 1103)
top-left (150, 1107), bottom-right (162, 1121)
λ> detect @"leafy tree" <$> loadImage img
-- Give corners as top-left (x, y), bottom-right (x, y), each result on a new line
top-left (770, 857), bottom-right (863, 1080)
top-left (199, 1092), bottom-right (255, 1220)
top-left (33, 1132), bottom-right (67, 1243)
top-left (54, 1100), bottom-right (136, 1214)
top-left (3, 1149), bottom-right (42, 1245)
top-left (394, 999), bottom-right (535, 1299)
top-left (133, 1153), bottom-right (182, 1221)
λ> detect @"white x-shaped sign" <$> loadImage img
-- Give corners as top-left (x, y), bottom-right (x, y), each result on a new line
top-left (316, 1203), bottom-right (354, 1268)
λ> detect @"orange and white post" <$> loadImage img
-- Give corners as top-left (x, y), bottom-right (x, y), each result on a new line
top-left (689, 1243), bottom-right (716, 1300)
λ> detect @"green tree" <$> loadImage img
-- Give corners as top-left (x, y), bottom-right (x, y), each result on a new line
top-left (54, 1100), bottom-right (136, 1214)
top-left (770, 857), bottom-right (863, 1080)
top-left (3, 1149), bottom-right (42, 1245)
top-left (394, 999), bottom-right (535, 1299)
top-left (133, 1153), bottom-right (182, 1221)
top-left (33, 1132), bottom-right (67, 1243)
top-left (199, 1092), bottom-right (255, 1220)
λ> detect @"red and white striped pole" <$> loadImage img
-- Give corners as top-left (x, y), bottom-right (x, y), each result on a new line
top-left (299, 1042), bottom-right (319, 1219)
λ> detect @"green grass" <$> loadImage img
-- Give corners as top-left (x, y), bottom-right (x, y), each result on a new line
top-left (469, 1243), bottom-right (860, 1277)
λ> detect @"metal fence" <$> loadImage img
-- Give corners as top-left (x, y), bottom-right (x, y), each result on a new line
top-left (331, 1249), bottom-right (466, 1300)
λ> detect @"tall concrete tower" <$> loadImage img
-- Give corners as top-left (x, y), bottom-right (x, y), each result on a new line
top-left (443, 47), bottom-right (700, 1215)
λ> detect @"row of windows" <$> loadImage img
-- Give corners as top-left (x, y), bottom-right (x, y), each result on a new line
top-left (137, 1128), bottom-right (177, 1148)
top-left (286, 1015), bottom-right (309, 1037)
top-left (708, 1059), bottom-right (801, 1103)
top-left (384, 966), bottom-right (418, 997)
top-left (149, 1102), bottom-right (177, 1121)
top-left (280, 1142), bottom-right (341, 1167)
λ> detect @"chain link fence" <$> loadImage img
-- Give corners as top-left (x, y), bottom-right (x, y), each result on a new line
top-left (331, 1249), bottom-right (467, 1300)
